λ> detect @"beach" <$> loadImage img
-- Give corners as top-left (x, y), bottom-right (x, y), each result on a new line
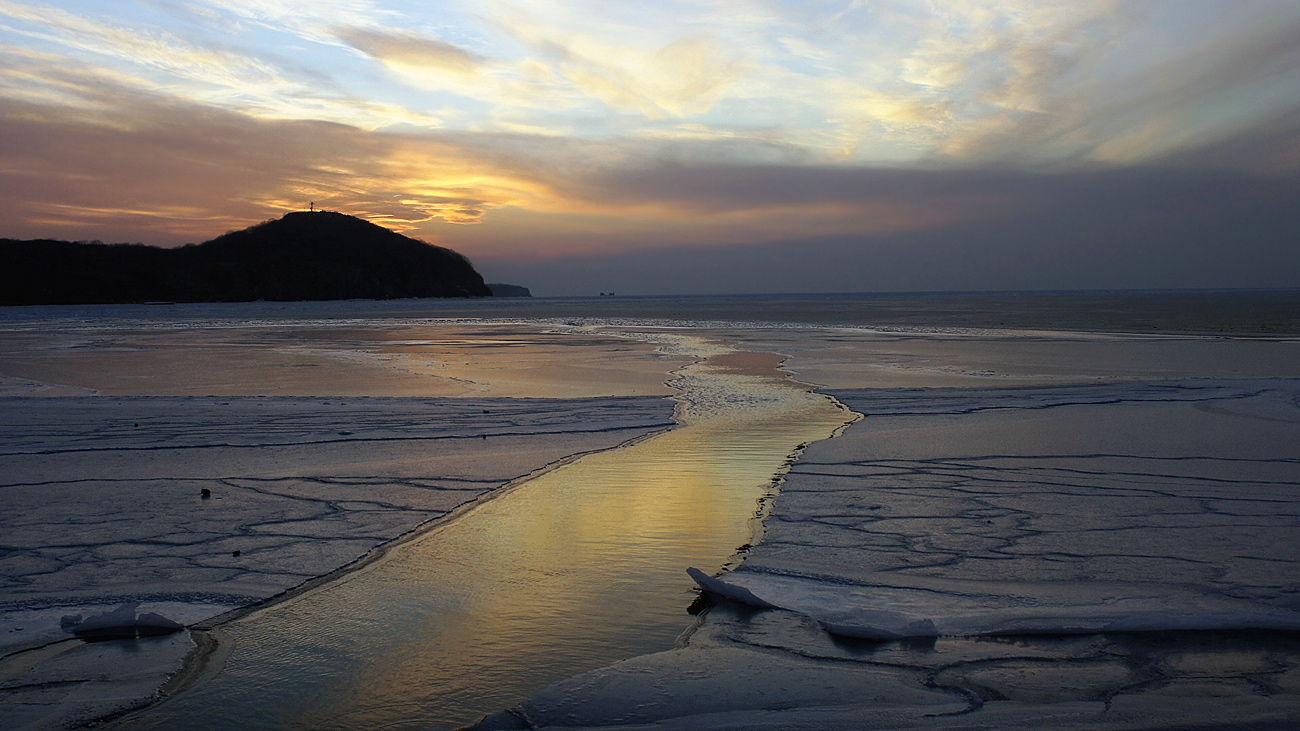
top-left (2, 294), bottom-right (1299, 730)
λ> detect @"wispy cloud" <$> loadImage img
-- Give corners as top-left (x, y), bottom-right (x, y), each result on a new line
top-left (6, 0), bottom-right (1300, 160)
top-left (338, 27), bottom-right (486, 74)
top-left (0, 0), bottom-right (445, 129)
top-left (490, 12), bottom-right (743, 119)
top-left (0, 77), bottom-right (547, 243)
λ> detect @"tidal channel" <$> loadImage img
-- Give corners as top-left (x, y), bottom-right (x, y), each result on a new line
top-left (118, 334), bottom-right (855, 730)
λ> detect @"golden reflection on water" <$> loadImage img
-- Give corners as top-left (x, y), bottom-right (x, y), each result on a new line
top-left (130, 342), bottom-right (853, 731)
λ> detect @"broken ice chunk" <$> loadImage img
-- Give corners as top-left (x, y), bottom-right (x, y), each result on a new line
top-left (687, 567), bottom-right (779, 609)
top-left (60, 602), bottom-right (185, 639)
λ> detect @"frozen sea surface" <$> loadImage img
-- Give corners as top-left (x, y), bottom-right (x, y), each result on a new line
top-left (723, 380), bottom-right (1300, 638)
top-left (5, 297), bottom-right (1300, 730)
top-left (0, 302), bottom-right (692, 730)
top-left (0, 394), bottom-right (673, 730)
top-left (485, 378), bottom-right (1300, 730)
top-left (110, 335), bottom-right (853, 731)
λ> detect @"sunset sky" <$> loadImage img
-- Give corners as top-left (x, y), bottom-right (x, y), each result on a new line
top-left (2, 0), bottom-right (1298, 295)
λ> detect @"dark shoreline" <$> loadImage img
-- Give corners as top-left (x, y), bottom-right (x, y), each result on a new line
top-left (5, 290), bottom-right (1296, 336)
top-left (444, 289), bottom-right (1300, 335)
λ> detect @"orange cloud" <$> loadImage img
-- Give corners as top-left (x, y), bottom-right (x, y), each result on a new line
top-left (5, 48), bottom-right (1298, 274)
top-left (0, 81), bottom-right (1014, 262)
top-left (0, 84), bottom-right (528, 244)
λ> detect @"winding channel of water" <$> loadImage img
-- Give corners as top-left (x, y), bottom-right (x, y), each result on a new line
top-left (118, 333), bottom-right (855, 730)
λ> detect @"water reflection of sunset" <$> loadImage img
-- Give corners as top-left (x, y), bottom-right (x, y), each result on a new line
top-left (132, 339), bottom-right (852, 730)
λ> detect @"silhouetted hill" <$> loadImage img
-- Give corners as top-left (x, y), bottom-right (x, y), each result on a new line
top-left (0, 211), bottom-right (492, 305)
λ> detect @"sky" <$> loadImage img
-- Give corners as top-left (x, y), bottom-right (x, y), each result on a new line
top-left (2, 0), bottom-right (1298, 295)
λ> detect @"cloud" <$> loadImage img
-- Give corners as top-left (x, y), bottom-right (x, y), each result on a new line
top-left (0, 0), bottom-right (273, 89)
top-left (337, 27), bottom-right (486, 74)
top-left (176, 0), bottom-right (396, 43)
top-left (441, 97), bottom-right (1300, 267)
top-left (7, 0), bottom-right (1300, 164)
top-left (1087, 16), bottom-right (1300, 164)
top-left (4, 0), bottom-right (1300, 295)
top-left (0, 0), bottom-right (444, 130)
top-left (494, 21), bottom-right (743, 119)
top-left (910, 1), bottom-right (1300, 164)
top-left (6, 52), bottom-right (1300, 265)
top-left (0, 77), bottom-right (554, 244)
top-left (479, 164), bottom-right (1300, 295)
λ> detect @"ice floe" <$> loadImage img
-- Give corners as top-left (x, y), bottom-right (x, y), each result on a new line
top-left (494, 378), bottom-right (1300, 729)
top-left (721, 380), bottom-right (1300, 641)
top-left (60, 602), bottom-right (185, 640)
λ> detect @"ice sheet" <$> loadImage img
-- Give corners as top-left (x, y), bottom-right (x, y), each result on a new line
top-left (0, 312), bottom-right (682, 398)
top-left (0, 395), bottom-right (673, 612)
top-left (0, 394), bottom-right (673, 730)
top-left (486, 602), bottom-right (1300, 730)
top-left (489, 376), bottom-right (1300, 730)
top-left (737, 328), bottom-right (1300, 389)
top-left (7, 305), bottom-right (1300, 730)
top-left (722, 380), bottom-right (1300, 639)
